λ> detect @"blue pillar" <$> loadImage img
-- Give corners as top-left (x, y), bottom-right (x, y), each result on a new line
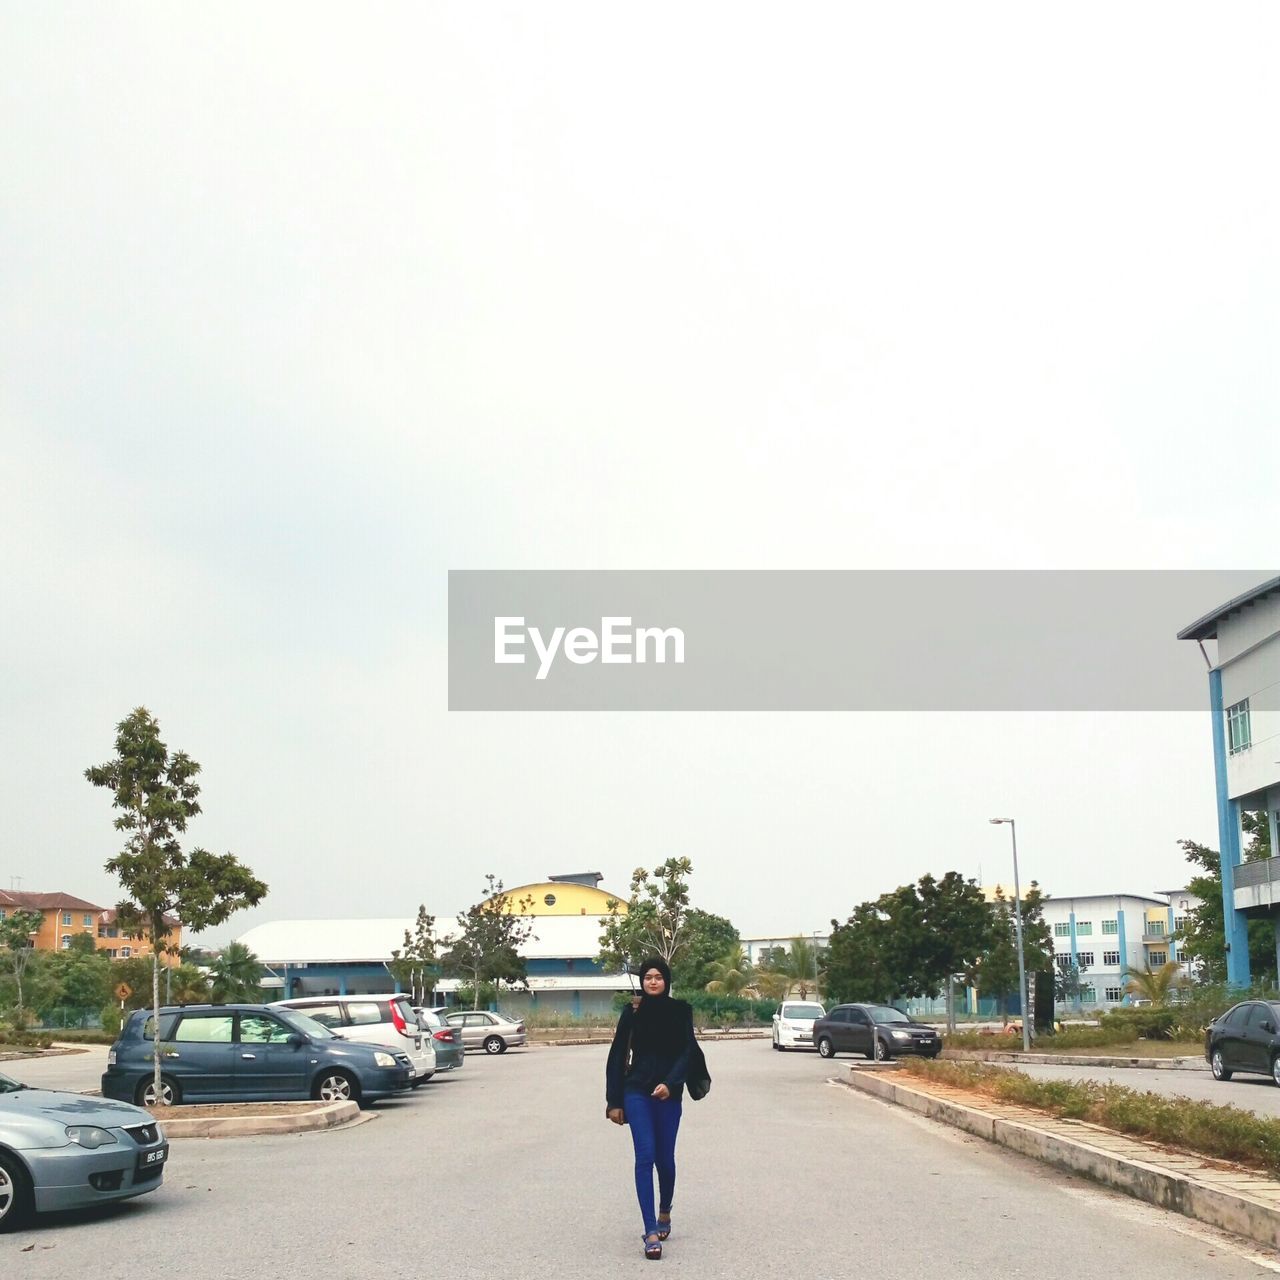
top-left (1210, 667), bottom-right (1250, 987)
top-left (339, 974), bottom-right (348, 995)
top-left (1117, 909), bottom-right (1128, 1004)
top-left (572, 989), bottom-right (582, 1019)
top-left (1068, 910), bottom-right (1078, 963)
top-left (1167, 906), bottom-right (1178, 964)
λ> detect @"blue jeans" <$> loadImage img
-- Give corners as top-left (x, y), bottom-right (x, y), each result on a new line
top-left (624, 1087), bottom-right (682, 1235)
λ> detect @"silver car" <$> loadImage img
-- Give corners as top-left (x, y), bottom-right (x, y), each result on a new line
top-left (414, 1007), bottom-right (465, 1072)
top-left (445, 1010), bottom-right (528, 1054)
top-left (0, 1070), bottom-right (168, 1231)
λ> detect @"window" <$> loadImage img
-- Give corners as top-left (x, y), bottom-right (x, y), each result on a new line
top-left (1102, 919), bottom-right (1118, 935)
top-left (1226, 699), bottom-right (1251, 754)
top-left (60, 934), bottom-right (71, 950)
top-left (62, 912), bottom-right (72, 926)
top-left (0, 909), bottom-right (5, 920)
top-left (1147, 919), bottom-right (1165, 936)
top-left (1054, 954), bottom-right (1073, 972)
top-left (1149, 950), bottom-right (1168, 966)
top-left (120, 946), bottom-right (131, 958)
top-left (1076, 952), bottom-right (1095, 969)
top-left (1075, 922), bottom-right (1093, 937)
top-left (1054, 922), bottom-right (1070, 937)
top-left (1104, 987), bottom-right (1123, 1002)
top-left (1246, 1004), bottom-right (1273, 1031)
top-left (238, 1014), bottom-right (292, 1044)
top-left (1103, 951), bottom-right (1121, 966)
top-left (543, 893), bottom-right (557, 906)
top-left (1174, 916), bottom-right (1188, 933)
top-left (295, 1003), bottom-right (344, 1029)
top-left (173, 1014), bottom-right (234, 1043)
top-left (345, 1002), bottom-right (384, 1026)
top-left (83, 913), bottom-right (93, 928)
top-left (1080, 987), bottom-right (1097, 1004)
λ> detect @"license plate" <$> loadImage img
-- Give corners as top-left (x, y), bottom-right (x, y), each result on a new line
top-left (138, 1145), bottom-right (168, 1169)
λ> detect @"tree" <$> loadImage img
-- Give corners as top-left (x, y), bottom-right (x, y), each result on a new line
top-left (703, 944), bottom-right (754, 995)
top-left (441, 875), bottom-right (535, 1009)
top-left (1174, 814), bottom-right (1274, 984)
top-left (825, 903), bottom-right (896, 1004)
top-left (388, 905), bottom-right (439, 1005)
top-left (974, 884), bottom-right (1052, 1025)
top-left (1054, 960), bottom-right (1084, 1012)
top-left (670, 909), bottom-right (739, 993)
top-left (208, 942), bottom-right (264, 1003)
top-left (598, 858), bottom-right (694, 976)
top-left (86, 707), bottom-right (268, 1103)
top-left (43, 945), bottom-right (112, 1015)
top-left (0, 909), bottom-right (43, 1027)
top-left (1124, 960), bottom-right (1189, 1006)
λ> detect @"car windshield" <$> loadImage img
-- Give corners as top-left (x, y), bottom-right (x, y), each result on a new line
top-left (276, 1009), bottom-right (338, 1040)
top-left (0, 1073), bottom-right (26, 1093)
top-left (866, 1006), bottom-right (910, 1024)
top-left (784, 1005), bottom-right (824, 1020)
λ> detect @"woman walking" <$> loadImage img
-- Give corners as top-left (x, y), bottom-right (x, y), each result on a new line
top-left (605, 957), bottom-right (707, 1260)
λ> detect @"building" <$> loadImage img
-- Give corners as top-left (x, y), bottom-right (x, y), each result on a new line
top-left (1179, 577), bottom-right (1280, 986)
top-left (236, 872), bottom-right (633, 1017)
top-left (0, 889), bottom-right (181, 964)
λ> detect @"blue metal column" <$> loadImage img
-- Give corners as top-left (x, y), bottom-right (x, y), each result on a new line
top-left (1167, 906), bottom-right (1177, 964)
top-left (1117, 908), bottom-right (1128, 1005)
top-left (1210, 667), bottom-right (1250, 987)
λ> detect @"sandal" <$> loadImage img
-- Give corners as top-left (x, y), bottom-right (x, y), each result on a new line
top-left (657, 1212), bottom-right (672, 1241)
top-left (643, 1232), bottom-right (662, 1260)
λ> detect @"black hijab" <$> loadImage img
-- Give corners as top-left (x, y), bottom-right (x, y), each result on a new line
top-left (632, 956), bottom-right (685, 1049)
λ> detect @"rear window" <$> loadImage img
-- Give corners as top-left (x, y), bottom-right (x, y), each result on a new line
top-left (293, 1003), bottom-right (345, 1029)
top-left (345, 1002), bottom-right (386, 1026)
top-left (416, 1009), bottom-right (445, 1029)
top-left (392, 997), bottom-right (417, 1025)
top-left (783, 1004), bottom-right (825, 1020)
top-left (139, 1013), bottom-right (178, 1041)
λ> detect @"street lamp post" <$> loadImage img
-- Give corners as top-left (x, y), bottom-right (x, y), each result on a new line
top-left (813, 930), bottom-right (820, 999)
top-left (990, 818), bottom-right (1032, 1054)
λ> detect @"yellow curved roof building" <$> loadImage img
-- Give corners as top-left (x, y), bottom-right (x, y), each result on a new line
top-left (490, 873), bottom-right (627, 916)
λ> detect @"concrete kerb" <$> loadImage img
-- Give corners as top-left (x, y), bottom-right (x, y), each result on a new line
top-left (841, 1068), bottom-right (1280, 1251)
top-left (943, 1048), bottom-right (1209, 1071)
top-left (147, 1099), bottom-right (362, 1138)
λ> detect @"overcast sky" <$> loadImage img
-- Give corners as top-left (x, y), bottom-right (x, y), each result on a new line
top-left (2, 5), bottom-right (1277, 946)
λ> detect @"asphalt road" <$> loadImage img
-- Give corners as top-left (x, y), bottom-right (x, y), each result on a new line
top-left (4, 1041), bottom-right (1278, 1277)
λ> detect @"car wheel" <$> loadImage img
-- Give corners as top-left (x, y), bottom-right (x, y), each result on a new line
top-left (873, 1038), bottom-right (891, 1062)
top-left (136, 1075), bottom-right (181, 1108)
top-left (313, 1070), bottom-right (361, 1104)
top-left (1271, 1054), bottom-right (1280, 1089)
top-left (1211, 1049), bottom-right (1233, 1082)
top-left (483, 1035), bottom-right (504, 1055)
top-left (772, 1036), bottom-right (781, 1051)
top-left (0, 1151), bottom-right (34, 1233)
top-left (817, 1037), bottom-right (835, 1059)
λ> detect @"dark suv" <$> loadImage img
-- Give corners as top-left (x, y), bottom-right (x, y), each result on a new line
top-left (812, 1004), bottom-right (942, 1061)
top-left (102, 1004), bottom-right (414, 1107)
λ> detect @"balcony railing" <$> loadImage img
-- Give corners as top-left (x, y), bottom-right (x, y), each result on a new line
top-left (1233, 856), bottom-right (1280, 913)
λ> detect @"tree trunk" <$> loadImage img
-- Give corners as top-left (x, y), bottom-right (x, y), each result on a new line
top-left (1025, 969), bottom-right (1037, 1040)
top-left (152, 945), bottom-right (163, 1104)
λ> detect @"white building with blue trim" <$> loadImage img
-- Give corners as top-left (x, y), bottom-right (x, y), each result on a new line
top-left (1179, 578), bottom-right (1280, 986)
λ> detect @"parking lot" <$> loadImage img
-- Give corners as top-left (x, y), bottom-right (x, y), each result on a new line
top-left (5, 1040), bottom-right (1277, 1277)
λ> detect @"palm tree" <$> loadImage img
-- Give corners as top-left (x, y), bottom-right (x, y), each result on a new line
top-left (1123, 960), bottom-right (1188, 1006)
top-left (780, 937), bottom-right (823, 1000)
top-left (704, 944), bottom-right (754, 996)
top-left (751, 969), bottom-right (791, 1001)
top-left (208, 942), bottom-right (264, 1004)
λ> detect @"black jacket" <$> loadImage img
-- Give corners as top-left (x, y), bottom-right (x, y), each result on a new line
top-left (605, 999), bottom-right (697, 1109)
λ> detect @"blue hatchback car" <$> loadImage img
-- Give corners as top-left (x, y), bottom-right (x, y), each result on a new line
top-left (102, 1004), bottom-right (414, 1107)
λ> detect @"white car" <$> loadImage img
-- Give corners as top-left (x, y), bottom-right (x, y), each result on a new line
top-left (272, 994), bottom-right (436, 1083)
top-left (772, 1000), bottom-right (826, 1051)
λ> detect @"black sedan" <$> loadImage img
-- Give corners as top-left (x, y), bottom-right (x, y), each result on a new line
top-left (1205, 1000), bottom-right (1280, 1085)
top-left (812, 1003), bottom-right (941, 1061)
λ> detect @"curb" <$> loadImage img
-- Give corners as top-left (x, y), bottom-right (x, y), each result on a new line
top-left (532, 1030), bottom-right (771, 1048)
top-left (148, 1099), bottom-right (360, 1138)
top-left (943, 1049), bottom-right (1209, 1071)
top-left (841, 1069), bottom-right (1280, 1250)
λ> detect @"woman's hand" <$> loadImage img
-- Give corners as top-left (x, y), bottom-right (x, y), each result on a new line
top-left (651, 1083), bottom-right (670, 1101)
top-left (606, 1107), bottom-right (625, 1125)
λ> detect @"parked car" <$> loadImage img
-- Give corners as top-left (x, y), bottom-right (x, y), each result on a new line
top-left (414, 1006), bottom-right (465, 1072)
top-left (271, 994), bottom-right (436, 1083)
top-left (102, 1004), bottom-right (414, 1107)
top-left (0, 1070), bottom-right (168, 1232)
top-left (445, 1010), bottom-right (528, 1054)
top-left (772, 1000), bottom-right (826, 1051)
top-left (812, 1003), bottom-right (942, 1061)
top-left (1206, 1000), bottom-right (1280, 1085)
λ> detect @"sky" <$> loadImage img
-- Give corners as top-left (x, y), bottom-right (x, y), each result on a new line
top-left (2, 4), bottom-right (1277, 946)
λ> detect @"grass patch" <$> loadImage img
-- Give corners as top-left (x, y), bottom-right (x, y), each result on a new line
top-left (944, 1030), bottom-right (1203, 1057)
top-left (900, 1058), bottom-right (1280, 1177)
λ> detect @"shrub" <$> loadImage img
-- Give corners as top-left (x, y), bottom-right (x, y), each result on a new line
top-left (1098, 1007), bottom-right (1180, 1040)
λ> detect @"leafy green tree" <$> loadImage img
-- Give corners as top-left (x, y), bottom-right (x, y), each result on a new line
top-left (0, 909), bottom-right (43, 1026)
top-left (441, 875), bottom-right (535, 1009)
top-left (703, 944), bottom-right (754, 995)
top-left (670, 909), bottom-right (739, 993)
top-left (1124, 960), bottom-right (1189, 1006)
top-left (86, 707), bottom-right (268, 1103)
top-left (598, 858), bottom-right (694, 974)
top-left (389, 905), bottom-right (439, 1005)
top-left (1174, 814), bottom-right (1274, 984)
top-left (825, 903), bottom-right (897, 1003)
top-left (208, 942), bottom-right (264, 1003)
top-left (43, 945), bottom-right (112, 1013)
top-left (1054, 960), bottom-right (1084, 1011)
top-left (974, 884), bottom-right (1052, 1025)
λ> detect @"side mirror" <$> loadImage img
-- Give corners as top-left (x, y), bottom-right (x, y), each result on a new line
top-left (1263, 1022), bottom-right (1276, 1035)
top-left (287, 1034), bottom-right (306, 1049)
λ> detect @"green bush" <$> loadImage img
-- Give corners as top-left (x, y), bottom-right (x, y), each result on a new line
top-left (1098, 1007), bottom-right (1180, 1040)
top-left (902, 1058), bottom-right (1280, 1176)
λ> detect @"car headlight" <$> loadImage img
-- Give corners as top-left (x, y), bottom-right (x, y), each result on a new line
top-left (374, 1051), bottom-right (396, 1068)
top-left (891, 1030), bottom-right (911, 1040)
top-left (107, 1049), bottom-right (117, 1066)
top-left (66, 1125), bottom-right (119, 1149)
